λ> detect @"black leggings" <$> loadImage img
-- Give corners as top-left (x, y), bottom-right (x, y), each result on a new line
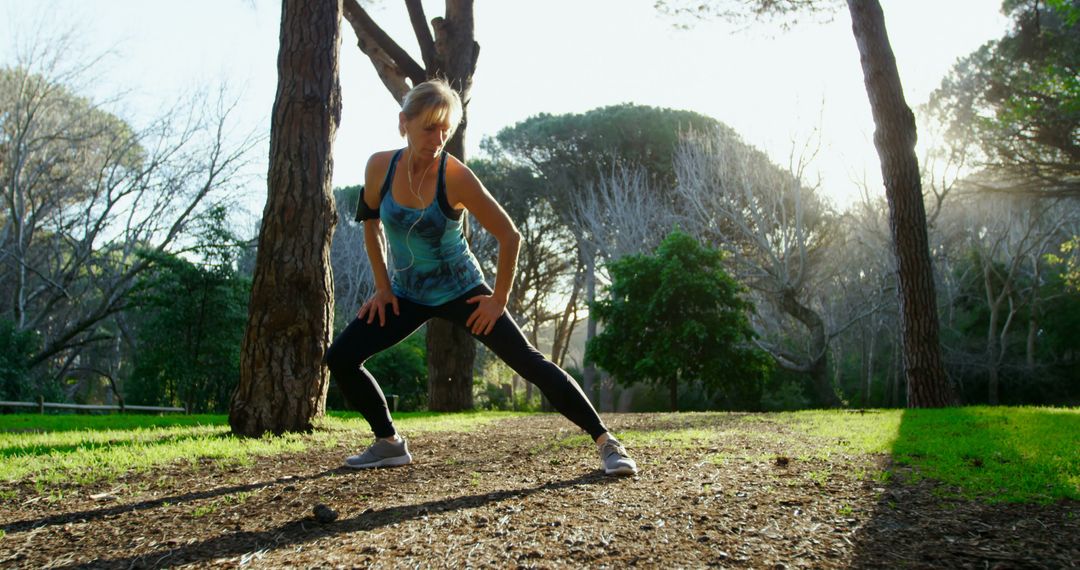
top-left (325, 285), bottom-right (608, 439)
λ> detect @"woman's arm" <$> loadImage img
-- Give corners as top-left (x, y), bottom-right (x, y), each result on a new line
top-left (357, 152), bottom-right (399, 326)
top-left (447, 159), bottom-right (522, 335)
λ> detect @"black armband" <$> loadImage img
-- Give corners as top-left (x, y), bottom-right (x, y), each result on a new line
top-left (355, 185), bottom-right (380, 222)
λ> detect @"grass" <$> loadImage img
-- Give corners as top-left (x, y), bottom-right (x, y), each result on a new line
top-left (0, 407), bottom-right (1075, 503)
top-left (784, 406), bottom-right (1078, 502)
top-left (0, 411), bottom-right (525, 488)
top-left (891, 407), bottom-right (1078, 503)
top-left (549, 407), bottom-right (1078, 503)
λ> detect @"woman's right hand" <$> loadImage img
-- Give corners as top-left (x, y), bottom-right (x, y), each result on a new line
top-left (357, 289), bottom-right (400, 326)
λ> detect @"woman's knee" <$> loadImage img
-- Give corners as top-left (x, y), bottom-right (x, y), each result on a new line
top-left (324, 340), bottom-right (366, 374)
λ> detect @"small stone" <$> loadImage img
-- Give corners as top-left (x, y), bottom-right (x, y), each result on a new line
top-left (313, 503), bottom-right (338, 523)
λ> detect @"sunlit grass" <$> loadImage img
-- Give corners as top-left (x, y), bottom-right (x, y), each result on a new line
top-left (764, 409), bottom-right (903, 454)
top-left (772, 406), bottom-right (1077, 503)
top-left (0, 411), bottom-right (526, 487)
top-left (889, 406), bottom-right (1079, 503)
top-left (0, 414), bottom-right (228, 433)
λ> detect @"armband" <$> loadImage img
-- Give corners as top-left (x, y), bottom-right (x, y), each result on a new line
top-left (355, 186), bottom-right (380, 222)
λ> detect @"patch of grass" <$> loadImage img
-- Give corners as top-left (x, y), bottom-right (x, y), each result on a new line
top-left (704, 452), bottom-right (727, 465)
top-left (891, 407), bottom-right (1078, 503)
top-left (807, 469), bottom-right (831, 486)
top-left (766, 409), bottom-right (903, 455)
top-left (773, 406), bottom-right (1078, 503)
top-left (0, 414), bottom-right (228, 433)
top-left (223, 491), bottom-right (253, 505)
top-left (0, 411), bottom-right (526, 487)
top-left (191, 504), bottom-right (216, 518)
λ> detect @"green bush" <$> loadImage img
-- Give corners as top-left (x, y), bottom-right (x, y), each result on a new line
top-left (0, 320), bottom-right (39, 402)
top-left (126, 251), bottom-right (249, 413)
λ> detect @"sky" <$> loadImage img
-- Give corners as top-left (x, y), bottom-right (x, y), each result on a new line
top-left (1, 0), bottom-right (1011, 220)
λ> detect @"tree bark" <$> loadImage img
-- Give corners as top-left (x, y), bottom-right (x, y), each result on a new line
top-left (983, 260), bottom-right (1003, 405)
top-left (343, 0), bottom-right (480, 411)
top-left (669, 375), bottom-right (679, 412)
top-left (582, 247), bottom-right (597, 404)
top-left (1026, 252), bottom-right (1039, 372)
top-left (778, 289), bottom-right (841, 406)
top-left (864, 321), bottom-right (876, 407)
top-left (230, 0), bottom-right (342, 435)
top-left (847, 0), bottom-right (954, 408)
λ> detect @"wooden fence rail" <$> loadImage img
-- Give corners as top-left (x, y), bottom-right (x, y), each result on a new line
top-left (0, 398), bottom-right (186, 414)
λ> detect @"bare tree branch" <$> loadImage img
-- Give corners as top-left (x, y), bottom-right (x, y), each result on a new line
top-left (342, 0), bottom-right (425, 102)
top-left (405, 0), bottom-right (437, 70)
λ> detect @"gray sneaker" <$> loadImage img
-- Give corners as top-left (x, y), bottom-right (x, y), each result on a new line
top-left (344, 437), bottom-right (413, 469)
top-left (599, 438), bottom-right (638, 476)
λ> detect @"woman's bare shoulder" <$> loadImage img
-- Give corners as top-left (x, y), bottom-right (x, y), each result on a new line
top-left (366, 149), bottom-right (399, 173)
top-left (444, 154), bottom-right (481, 186)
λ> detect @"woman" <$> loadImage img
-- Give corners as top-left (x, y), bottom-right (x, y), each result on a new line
top-left (325, 79), bottom-right (637, 476)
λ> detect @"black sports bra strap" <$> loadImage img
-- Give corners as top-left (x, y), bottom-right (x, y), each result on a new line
top-left (436, 151), bottom-right (449, 194)
top-left (380, 149), bottom-right (405, 199)
top-left (435, 151), bottom-right (462, 220)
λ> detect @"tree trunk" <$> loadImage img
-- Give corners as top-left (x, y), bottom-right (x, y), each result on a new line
top-left (1026, 253), bottom-right (1040, 372)
top-left (426, 319), bottom-right (475, 410)
top-left (984, 260), bottom-right (1002, 406)
top-left (669, 375), bottom-right (679, 411)
top-left (600, 373), bottom-right (615, 413)
top-left (864, 322), bottom-right (876, 407)
top-left (551, 263), bottom-right (583, 367)
top-left (888, 334), bottom-right (900, 407)
top-left (832, 342), bottom-right (843, 403)
top-left (230, 0), bottom-right (341, 436)
top-left (582, 247), bottom-right (597, 404)
top-left (847, 0), bottom-right (954, 408)
top-left (778, 290), bottom-right (840, 406)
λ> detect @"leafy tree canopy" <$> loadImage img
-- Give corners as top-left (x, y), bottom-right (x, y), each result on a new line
top-left (587, 231), bottom-right (771, 410)
top-left (929, 0), bottom-right (1079, 195)
top-left (483, 104), bottom-right (734, 193)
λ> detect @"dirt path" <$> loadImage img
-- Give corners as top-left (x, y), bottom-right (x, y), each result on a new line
top-left (1, 414), bottom-right (1076, 568)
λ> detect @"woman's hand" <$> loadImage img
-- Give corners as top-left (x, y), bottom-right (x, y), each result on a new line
top-left (465, 294), bottom-right (506, 335)
top-left (358, 289), bottom-right (400, 326)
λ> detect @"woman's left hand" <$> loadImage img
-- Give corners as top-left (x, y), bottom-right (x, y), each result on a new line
top-left (465, 294), bottom-right (506, 335)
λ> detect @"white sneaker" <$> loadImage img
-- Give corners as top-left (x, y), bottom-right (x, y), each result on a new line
top-left (599, 438), bottom-right (638, 476)
top-left (344, 437), bottom-right (413, 469)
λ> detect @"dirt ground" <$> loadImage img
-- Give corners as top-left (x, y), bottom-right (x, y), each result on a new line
top-left (1, 414), bottom-right (1077, 569)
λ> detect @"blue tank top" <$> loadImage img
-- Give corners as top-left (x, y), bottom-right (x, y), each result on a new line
top-left (378, 149), bottom-right (486, 306)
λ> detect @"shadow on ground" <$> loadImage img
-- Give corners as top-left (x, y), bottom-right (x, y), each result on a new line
top-left (57, 472), bottom-right (612, 569)
top-left (849, 408), bottom-right (1080, 568)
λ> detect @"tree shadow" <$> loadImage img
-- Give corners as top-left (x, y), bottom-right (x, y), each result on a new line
top-left (2, 468), bottom-right (341, 533)
top-left (51, 471), bottom-right (613, 569)
top-left (848, 407), bottom-right (1080, 568)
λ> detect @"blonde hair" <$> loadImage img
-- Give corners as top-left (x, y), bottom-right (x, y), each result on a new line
top-left (399, 79), bottom-right (463, 138)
